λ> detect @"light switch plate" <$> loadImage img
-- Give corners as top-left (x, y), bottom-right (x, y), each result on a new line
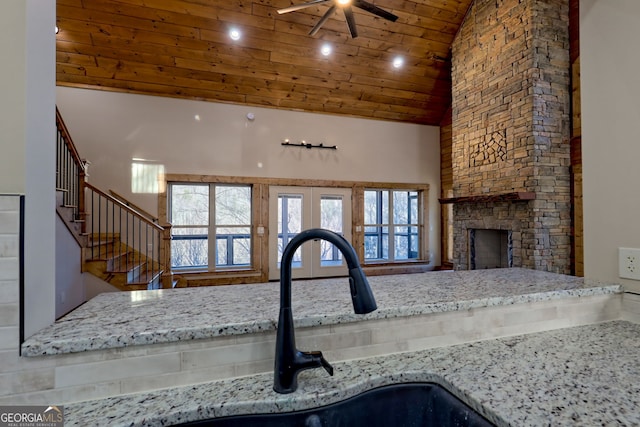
top-left (619, 248), bottom-right (640, 280)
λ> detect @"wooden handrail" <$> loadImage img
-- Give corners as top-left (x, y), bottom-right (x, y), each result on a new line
top-left (55, 107), bottom-right (85, 172)
top-left (109, 189), bottom-right (158, 223)
top-left (85, 182), bottom-right (164, 232)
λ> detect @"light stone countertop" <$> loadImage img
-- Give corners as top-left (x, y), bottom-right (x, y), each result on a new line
top-left (22, 268), bottom-right (621, 356)
top-left (63, 320), bottom-right (640, 426)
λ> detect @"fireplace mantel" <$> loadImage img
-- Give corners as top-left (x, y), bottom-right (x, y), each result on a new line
top-left (439, 192), bottom-right (536, 205)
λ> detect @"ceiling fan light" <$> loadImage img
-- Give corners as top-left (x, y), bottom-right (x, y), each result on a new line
top-left (337, 0), bottom-right (352, 6)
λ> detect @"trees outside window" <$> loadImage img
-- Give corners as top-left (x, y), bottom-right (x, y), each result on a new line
top-left (169, 183), bottom-right (251, 270)
top-left (364, 189), bottom-right (419, 262)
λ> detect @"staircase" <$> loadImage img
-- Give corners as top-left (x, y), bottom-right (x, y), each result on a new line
top-left (83, 233), bottom-right (163, 291)
top-left (55, 107), bottom-right (172, 291)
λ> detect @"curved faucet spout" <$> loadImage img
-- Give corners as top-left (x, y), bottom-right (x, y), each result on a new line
top-left (274, 228), bottom-right (377, 394)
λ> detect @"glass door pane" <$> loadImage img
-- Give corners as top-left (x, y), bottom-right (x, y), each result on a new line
top-left (269, 187), bottom-right (312, 280)
top-left (278, 194), bottom-right (303, 269)
top-left (269, 186), bottom-right (352, 280)
top-left (311, 188), bottom-right (351, 277)
top-left (319, 195), bottom-right (344, 267)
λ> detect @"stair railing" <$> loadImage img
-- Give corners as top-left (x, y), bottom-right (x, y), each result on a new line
top-left (85, 183), bottom-right (169, 288)
top-left (56, 107), bottom-right (172, 288)
top-left (109, 189), bottom-right (159, 224)
top-left (55, 107), bottom-right (86, 228)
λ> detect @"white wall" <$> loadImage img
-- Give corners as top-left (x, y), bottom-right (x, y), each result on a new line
top-left (0, 4), bottom-right (26, 194)
top-left (581, 0), bottom-right (640, 292)
top-left (55, 217), bottom-right (85, 318)
top-left (55, 87), bottom-right (442, 264)
top-left (0, 1), bottom-right (56, 339)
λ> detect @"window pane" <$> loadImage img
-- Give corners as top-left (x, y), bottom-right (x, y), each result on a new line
top-left (216, 239), bottom-right (228, 266)
top-left (364, 191), bottom-right (378, 224)
top-left (171, 227), bottom-right (207, 268)
top-left (393, 191), bottom-right (409, 224)
top-left (215, 185), bottom-right (251, 225)
top-left (233, 237), bottom-right (251, 265)
top-left (364, 234), bottom-right (379, 260)
top-left (381, 191), bottom-right (389, 222)
top-left (394, 226), bottom-right (419, 260)
top-left (171, 184), bottom-right (209, 226)
top-left (395, 226), bottom-right (409, 260)
top-left (132, 162), bottom-right (165, 194)
top-left (409, 192), bottom-right (418, 224)
top-left (410, 226), bottom-right (419, 259)
top-left (216, 226), bottom-right (251, 267)
top-left (364, 225), bottom-right (388, 260)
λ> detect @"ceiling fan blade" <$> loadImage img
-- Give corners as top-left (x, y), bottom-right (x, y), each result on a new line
top-left (353, 0), bottom-right (398, 22)
top-left (278, 0), bottom-right (332, 14)
top-left (309, 5), bottom-right (336, 36)
top-left (343, 6), bottom-right (358, 38)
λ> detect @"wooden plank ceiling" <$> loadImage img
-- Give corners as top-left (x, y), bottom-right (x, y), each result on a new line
top-left (56, 0), bottom-right (472, 125)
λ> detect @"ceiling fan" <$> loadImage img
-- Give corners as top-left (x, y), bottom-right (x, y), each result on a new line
top-left (277, 0), bottom-right (398, 38)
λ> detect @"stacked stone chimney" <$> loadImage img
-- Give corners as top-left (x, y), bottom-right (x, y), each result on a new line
top-left (449, 0), bottom-right (571, 273)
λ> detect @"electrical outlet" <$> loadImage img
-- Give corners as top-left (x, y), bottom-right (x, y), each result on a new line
top-left (619, 248), bottom-right (640, 280)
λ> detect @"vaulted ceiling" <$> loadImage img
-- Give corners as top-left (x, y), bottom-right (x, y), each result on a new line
top-left (56, 0), bottom-right (473, 125)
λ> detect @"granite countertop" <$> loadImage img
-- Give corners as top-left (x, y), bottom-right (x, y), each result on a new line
top-left (64, 320), bottom-right (640, 426)
top-left (22, 268), bottom-right (621, 356)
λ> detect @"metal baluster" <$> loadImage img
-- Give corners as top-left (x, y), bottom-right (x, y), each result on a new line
top-left (145, 223), bottom-right (149, 284)
top-left (138, 217), bottom-right (141, 282)
top-left (118, 205), bottom-right (122, 273)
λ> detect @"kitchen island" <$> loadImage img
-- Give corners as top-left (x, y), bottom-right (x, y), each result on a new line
top-left (23, 268), bottom-right (619, 356)
top-left (63, 320), bottom-right (640, 426)
top-left (18, 268), bottom-right (633, 425)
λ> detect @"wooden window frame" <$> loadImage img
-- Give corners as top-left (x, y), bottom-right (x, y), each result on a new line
top-left (159, 174), bottom-right (431, 285)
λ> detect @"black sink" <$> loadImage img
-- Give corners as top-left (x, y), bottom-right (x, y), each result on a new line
top-left (180, 382), bottom-right (496, 426)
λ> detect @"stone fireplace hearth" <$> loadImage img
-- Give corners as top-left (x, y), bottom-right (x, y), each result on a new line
top-left (444, 0), bottom-right (572, 275)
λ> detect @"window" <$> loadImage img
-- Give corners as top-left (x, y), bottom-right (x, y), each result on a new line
top-left (169, 183), bottom-right (252, 270)
top-left (364, 189), bottom-right (420, 262)
top-left (131, 161), bottom-right (165, 194)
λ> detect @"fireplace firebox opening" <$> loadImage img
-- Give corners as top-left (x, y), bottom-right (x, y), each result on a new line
top-left (469, 229), bottom-right (512, 270)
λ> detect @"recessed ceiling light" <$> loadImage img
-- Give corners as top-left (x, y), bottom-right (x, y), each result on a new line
top-left (55, 26), bottom-right (59, 34)
top-left (320, 44), bottom-right (332, 56)
top-left (392, 56), bottom-right (404, 69)
top-left (229, 28), bottom-right (241, 41)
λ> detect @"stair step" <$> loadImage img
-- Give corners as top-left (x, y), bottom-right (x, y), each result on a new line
top-left (85, 247), bottom-right (126, 261)
top-left (87, 234), bottom-right (119, 247)
top-left (86, 239), bottom-right (116, 248)
top-left (130, 268), bottom-right (163, 282)
top-left (129, 267), bottom-right (164, 288)
top-left (108, 258), bottom-right (144, 274)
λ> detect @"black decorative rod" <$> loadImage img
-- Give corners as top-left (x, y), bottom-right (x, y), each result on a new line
top-left (281, 140), bottom-right (337, 150)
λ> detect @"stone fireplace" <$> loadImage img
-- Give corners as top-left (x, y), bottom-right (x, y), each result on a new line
top-left (444, 0), bottom-right (572, 274)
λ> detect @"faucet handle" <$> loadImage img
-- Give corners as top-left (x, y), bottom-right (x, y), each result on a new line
top-left (305, 350), bottom-right (334, 376)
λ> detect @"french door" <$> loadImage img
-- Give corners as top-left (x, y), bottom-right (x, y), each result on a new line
top-left (268, 186), bottom-right (352, 280)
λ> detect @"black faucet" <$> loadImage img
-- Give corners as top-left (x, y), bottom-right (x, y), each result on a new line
top-left (274, 228), bottom-right (377, 394)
